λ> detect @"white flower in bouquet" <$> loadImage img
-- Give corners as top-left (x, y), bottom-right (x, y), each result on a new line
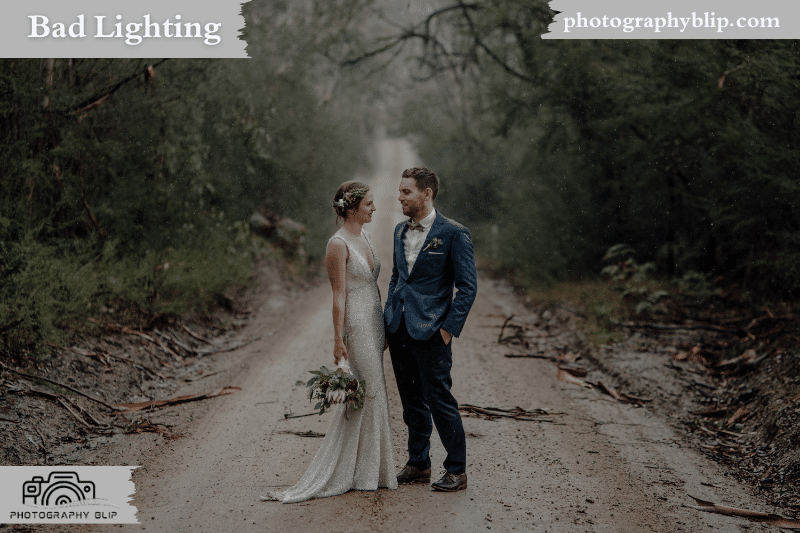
top-left (326, 388), bottom-right (346, 404)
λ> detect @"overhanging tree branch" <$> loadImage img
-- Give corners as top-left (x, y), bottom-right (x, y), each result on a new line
top-left (341, 36), bottom-right (408, 67)
top-left (67, 59), bottom-right (169, 117)
top-left (341, 3), bottom-right (477, 68)
top-left (341, 1), bottom-right (537, 85)
top-left (456, 0), bottom-right (534, 83)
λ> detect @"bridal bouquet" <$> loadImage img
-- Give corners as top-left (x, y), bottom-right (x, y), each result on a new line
top-left (298, 359), bottom-right (366, 417)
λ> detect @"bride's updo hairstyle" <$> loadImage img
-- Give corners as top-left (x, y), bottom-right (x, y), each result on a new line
top-left (333, 181), bottom-right (370, 221)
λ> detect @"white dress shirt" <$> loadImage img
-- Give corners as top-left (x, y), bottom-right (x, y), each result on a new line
top-left (403, 208), bottom-right (437, 275)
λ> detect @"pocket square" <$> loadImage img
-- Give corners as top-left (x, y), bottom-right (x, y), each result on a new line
top-left (428, 252), bottom-right (444, 255)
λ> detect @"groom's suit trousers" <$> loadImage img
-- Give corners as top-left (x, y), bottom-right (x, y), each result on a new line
top-left (388, 314), bottom-right (466, 475)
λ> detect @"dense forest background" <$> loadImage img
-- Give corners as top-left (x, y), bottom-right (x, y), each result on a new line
top-left (0, 2), bottom-right (378, 353)
top-left (372, 4), bottom-right (800, 297)
top-left (2, 0), bottom-right (799, 356)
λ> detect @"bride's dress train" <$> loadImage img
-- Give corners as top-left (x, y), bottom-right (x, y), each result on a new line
top-left (264, 228), bottom-right (397, 503)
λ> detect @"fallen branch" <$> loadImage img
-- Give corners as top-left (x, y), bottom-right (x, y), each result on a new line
top-left (558, 352), bottom-right (581, 363)
top-left (690, 406), bottom-right (730, 418)
top-left (154, 329), bottom-right (193, 356)
top-left (86, 350), bottom-right (113, 369)
top-left (32, 423), bottom-right (48, 452)
top-left (559, 365), bottom-right (588, 378)
top-left (556, 368), bottom-right (593, 389)
top-left (15, 388), bottom-right (94, 427)
top-left (461, 404), bottom-right (552, 416)
top-left (716, 352), bottom-right (769, 374)
top-left (62, 395), bottom-right (107, 428)
top-left (124, 420), bottom-right (185, 440)
top-left (140, 344), bottom-right (173, 368)
top-left (498, 315), bottom-right (515, 343)
top-left (594, 381), bottom-right (650, 407)
top-left (458, 404), bottom-right (555, 422)
top-left (113, 386), bottom-right (241, 413)
top-left (716, 428), bottom-right (745, 439)
top-left (166, 330), bottom-right (195, 353)
top-left (283, 412), bottom-right (320, 420)
top-left (67, 347), bottom-right (164, 379)
top-left (0, 361), bottom-right (117, 410)
top-left (687, 496), bottom-right (800, 528)
top-left (183, 324), bottom-right (213, 344)
top-left (195, 335), bottom-right (262, 356)
top-left (57, 397), bottom-right (93, 428)
top-left (615, 321), bottom-right (739, 334)
top-left (182, 371), bottom-right (221, 383)
top-left (504, 352), bottom-right (558, 361)
top-left (114, 325), bottom-right (156, 343)
top-left (697, 425), bottom-right (743, 439)
top-left (725, 406), bottom-right (748, 426)
top-left (117, 324), bottom-right (175, 357)
top-left (90, 320), bottom-right (175, 367)
top-left (278, 430), bottom-right (325, 438)
top-left (154, 336), bottom-right (183, 362)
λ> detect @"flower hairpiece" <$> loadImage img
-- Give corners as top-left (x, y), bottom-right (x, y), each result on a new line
top-left (334, 187), bottom-right (368, 210)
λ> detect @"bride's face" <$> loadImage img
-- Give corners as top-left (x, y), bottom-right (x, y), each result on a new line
top-left (351, 191), bottom-right (376, 224)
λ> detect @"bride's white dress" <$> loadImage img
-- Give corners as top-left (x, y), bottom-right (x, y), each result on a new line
top-left (265, 228), bottom-right (398, 503)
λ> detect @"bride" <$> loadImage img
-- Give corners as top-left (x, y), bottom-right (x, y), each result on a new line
top-left (263, 181), bottom-right (398, 503)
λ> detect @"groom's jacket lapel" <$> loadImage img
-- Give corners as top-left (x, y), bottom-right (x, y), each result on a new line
top-left (395, 223), bottom-right (410, 281)
top-left (408, 212), bottom-right (444, 279)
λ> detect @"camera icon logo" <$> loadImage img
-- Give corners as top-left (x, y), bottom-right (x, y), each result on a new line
top-left (22, 471), bottom-right (96, 506)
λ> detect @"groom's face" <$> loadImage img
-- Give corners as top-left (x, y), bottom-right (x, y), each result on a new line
top-left (398, 177), bottom-right (429, 220)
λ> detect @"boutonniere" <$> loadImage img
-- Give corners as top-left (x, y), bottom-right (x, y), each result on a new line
top-left (422, 238), bottom-right (443, 252)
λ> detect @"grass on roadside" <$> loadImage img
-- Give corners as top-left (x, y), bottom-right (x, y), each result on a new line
top-left (519, 278), bottom-right (628, 347)
top-left (0, 222), bottom-right (306, 358)
top-left (477, 256), bottom-right (628, 347)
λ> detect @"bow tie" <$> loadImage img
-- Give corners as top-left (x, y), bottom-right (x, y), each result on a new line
top-left (407, 220), bottom-right (424, 232)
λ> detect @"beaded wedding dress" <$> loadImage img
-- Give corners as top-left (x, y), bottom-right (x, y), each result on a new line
top-left (264, 228), bottom-right (398, 503)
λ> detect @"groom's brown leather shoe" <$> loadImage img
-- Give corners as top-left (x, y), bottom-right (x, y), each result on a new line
top-left (396, 465), bottom-right (431, 484)
top-left (431, 471), bottom-right (467, 492)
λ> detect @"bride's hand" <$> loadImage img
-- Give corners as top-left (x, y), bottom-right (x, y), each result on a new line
top-left (333, 341), bottom-right (348, 365)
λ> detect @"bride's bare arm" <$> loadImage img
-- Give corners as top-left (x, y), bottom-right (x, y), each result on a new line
top-left (326, 239), bottom-right (348, 364)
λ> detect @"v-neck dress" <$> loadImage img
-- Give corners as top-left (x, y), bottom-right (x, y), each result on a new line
top-left (264, 228), bottom-right (397, 503)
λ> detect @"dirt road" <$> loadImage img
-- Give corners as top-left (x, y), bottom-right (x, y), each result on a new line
top-left (91, 139), bottom-right (764, 532)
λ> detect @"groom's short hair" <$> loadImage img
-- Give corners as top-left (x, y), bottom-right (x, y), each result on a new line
top-left (402, 167), bottom-right (439, 200)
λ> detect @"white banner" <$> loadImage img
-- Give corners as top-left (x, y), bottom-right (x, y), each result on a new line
top-left (0, 466), bottom-right (139, 524)
top-left (544, 0), bottom-right (797, 39)
top-left (1, 0), bottom-right (248, 58)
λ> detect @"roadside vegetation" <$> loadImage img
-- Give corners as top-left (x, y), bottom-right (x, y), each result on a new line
top-left (0, 2), bottom-right (377, 357)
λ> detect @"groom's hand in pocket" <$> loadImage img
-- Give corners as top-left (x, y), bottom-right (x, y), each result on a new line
top-left (440, 328), bottom-right (453, 346)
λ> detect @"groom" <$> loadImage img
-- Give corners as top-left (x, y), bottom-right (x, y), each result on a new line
top-left (384, 167), bottom-right (477, 492)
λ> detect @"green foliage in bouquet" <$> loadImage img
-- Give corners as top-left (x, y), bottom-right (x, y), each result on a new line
top-left (296, 365), bottom-right (366, 418)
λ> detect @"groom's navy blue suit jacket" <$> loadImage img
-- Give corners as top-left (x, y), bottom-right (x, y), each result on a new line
top-left (384, 212), bottom-right (478, 341)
